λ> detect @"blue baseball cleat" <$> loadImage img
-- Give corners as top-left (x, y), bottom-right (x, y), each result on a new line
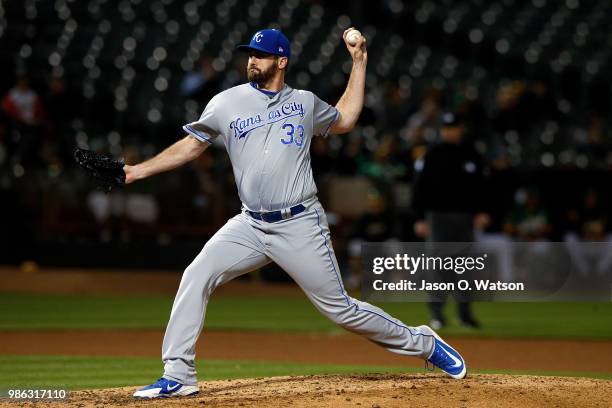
top-left (419, 325), bottom-right (467, 379)
top-left (133, 377), bottom-right (199, 398)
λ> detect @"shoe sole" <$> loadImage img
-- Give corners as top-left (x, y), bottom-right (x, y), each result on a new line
top-left (419, 325), bottom-right (467, 380)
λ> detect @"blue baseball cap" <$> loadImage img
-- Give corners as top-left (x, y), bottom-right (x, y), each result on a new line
top-left (236, 29), bottom-right (291, 59)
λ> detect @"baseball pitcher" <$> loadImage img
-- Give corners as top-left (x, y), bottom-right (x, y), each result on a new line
top-left (105, 28), bottom-right (467, 398)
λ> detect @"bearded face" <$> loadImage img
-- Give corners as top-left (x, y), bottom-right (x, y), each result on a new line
top-left (247, 62), bottom-right (278, 84)
top-left (247, 55), bottom-right (279, 84)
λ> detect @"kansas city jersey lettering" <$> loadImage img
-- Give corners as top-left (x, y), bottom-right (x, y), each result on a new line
top-left (268, 102), bottom-right (305, 120)
top-left (229, 102), bottom-right (305, 139)
top-left (182, 83), bottom-right (338, 211)
top-left (229, 115), bottom-right (264, 139)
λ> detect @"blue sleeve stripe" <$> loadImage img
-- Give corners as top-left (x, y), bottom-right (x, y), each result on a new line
top-left (323, 110), bottom-right (340, 136)
top-left (183, 125), bottom-right (212, 144)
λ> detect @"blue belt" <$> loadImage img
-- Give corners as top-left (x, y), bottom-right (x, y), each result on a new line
top-left (247, 204), bottom-right (306, 223)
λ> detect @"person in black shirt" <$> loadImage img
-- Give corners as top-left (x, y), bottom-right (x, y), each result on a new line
top-left (412, 112), bottom-right (490, 329)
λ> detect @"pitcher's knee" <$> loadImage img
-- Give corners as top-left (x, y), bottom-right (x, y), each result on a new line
top-left (181, 262), bottom-right (222, 296)
top-left (325, 302), bottom-right (362, 330)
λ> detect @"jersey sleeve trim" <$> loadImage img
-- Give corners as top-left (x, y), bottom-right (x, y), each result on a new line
top-left (183, 125), bottom-right (213, 145)
top-left (322, 109), bottom-right (340, 137)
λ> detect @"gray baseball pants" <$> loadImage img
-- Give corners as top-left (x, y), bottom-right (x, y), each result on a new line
top-left (162, 199), bottom-right (434, 385)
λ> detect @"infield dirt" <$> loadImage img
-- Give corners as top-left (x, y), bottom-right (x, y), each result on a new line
top-left (2, 330), bottom-right (612, 373)
top-left (8, 374), bottom-right (612, 408)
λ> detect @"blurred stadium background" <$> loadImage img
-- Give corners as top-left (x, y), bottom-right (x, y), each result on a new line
top-left (0, 0), bottom-right (612, 398)
top-left (0, 0), bottom-right (610, 270)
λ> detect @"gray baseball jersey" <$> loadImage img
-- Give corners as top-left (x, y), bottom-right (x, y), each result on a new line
top-left (183, 83), bottom-right (338, 212)
top-left (159, 82), bottom-right (436, 386)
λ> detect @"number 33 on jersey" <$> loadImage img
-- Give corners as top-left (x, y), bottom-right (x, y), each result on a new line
top-left (182, 82), bottom-right (339, 212)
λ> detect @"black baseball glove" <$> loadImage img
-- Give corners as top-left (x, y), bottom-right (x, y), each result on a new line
top-left (74, 148), bottom-right (126, 192)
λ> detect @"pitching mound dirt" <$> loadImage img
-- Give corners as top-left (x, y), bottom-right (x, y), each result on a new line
top-left (10, 374), bottom-right (611, 408)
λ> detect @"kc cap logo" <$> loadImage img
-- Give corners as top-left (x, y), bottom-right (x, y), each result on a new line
top-left (237, 29), bottom-right (291, 59)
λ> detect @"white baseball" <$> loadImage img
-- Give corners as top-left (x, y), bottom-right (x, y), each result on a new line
top-left (346, 29), bottom-right (362, 46)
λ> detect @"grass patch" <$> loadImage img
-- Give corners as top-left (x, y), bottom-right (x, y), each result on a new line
top-left (0, 355), bottom-right (412, 389)
top-left (1, 355), bottom-right (609, 390)
top-left (1, 293), bottom-right (611, 339)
